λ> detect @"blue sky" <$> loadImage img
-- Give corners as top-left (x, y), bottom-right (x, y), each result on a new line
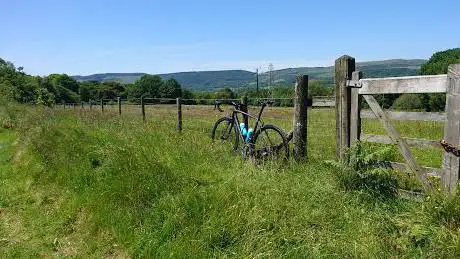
top-left (1, 0), bottom-right (459, 76)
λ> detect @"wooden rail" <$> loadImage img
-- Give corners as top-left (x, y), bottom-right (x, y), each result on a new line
top-left (358, 75), bottom-right (448, 94)
top-left (384, 161), bottom-right (445, 178)
top-left (312, 97), bottom-right (335, 107)
top-left (361, 110), bottom-right (446, 122)
top-left (362, 134), bottom-right (441, 148)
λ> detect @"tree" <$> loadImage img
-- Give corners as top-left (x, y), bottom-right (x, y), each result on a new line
top-left (215, 88), bottom-right (235, 99)
top-left (128, 74), bottom-right (163, 99)
top-left (79, 81), bottom-right (100, 102)
top-left (308, 80), bottom-right (333, 100)
top-left (34, 76), bottom-right (55, 105)
top-left (0, 58), bottom-right (52, 104)
top-left (47, 74), bottom-right (80, 103)
top-left (181, 88), bottom-right (196, 104)
top-left (421, 48), bottom-right (460, 75)
top-left (419, 48), bottom-right (460, 111)
top-left (392, 94), bottom-right (424, 111)
top-left (98, 81), bottom-right (124, 99)
top-left (159, 78), bottom-right (181, 98)
top-left (48, 74), bottom-right (79, 92)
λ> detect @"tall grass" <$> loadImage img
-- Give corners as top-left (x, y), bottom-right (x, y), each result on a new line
top-left (0, 105), bottom-right (459, 257)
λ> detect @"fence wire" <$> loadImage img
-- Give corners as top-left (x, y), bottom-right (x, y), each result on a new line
top-left (56, 97), bottom-right (337, 160)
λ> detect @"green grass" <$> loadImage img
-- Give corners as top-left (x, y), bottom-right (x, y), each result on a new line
top-left (1, 105), bottom-right (459, 257)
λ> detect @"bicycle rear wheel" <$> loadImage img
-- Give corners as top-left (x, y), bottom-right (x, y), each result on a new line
top-left (251, 124), bottom-right (289, 160)
top-left (211, 117), bottom-right (238, 151)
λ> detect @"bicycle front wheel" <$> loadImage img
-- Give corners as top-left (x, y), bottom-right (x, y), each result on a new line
top-left (211, 117), bottom-right (238, 151)
top-left (252, 124), bottom-right (289, 160)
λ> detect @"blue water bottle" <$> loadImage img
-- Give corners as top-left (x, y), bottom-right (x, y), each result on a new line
top-left (240, 123), bottom-right (247, 139)
top-left (246, 128), bottom-right (254, 142)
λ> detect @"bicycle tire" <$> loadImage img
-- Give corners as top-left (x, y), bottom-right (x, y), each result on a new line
top-left (252, 124), bottom-right (289, 160)
top-left (211, 117), bottom-right (238, 151)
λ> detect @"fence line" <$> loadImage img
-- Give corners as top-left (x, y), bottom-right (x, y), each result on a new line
top-left (55, 88), bottom-right (311, 159)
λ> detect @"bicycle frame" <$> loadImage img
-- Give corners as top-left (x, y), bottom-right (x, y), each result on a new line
top-left (231, 104), bottom-right (268, 144)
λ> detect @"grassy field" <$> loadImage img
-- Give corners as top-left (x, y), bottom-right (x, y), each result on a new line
top-left (1, 104), bottom-right (459, 258)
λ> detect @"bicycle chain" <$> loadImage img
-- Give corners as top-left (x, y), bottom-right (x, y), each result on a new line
top-left (440, 139), bottom-right (460, 157)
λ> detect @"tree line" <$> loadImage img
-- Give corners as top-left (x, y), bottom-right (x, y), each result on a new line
top-left (0, 57), bottom-right (334, 107)
top-left (0, 60), bottom-right (188, 105)
top-left (1, 48), bottom-right (458, 110)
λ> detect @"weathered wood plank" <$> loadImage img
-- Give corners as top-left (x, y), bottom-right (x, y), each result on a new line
top-left (363, 95), bottom-right (430, 189)
top-left (293, 75), bottom-right (308, 160)
top-left (397, 189), bottom-right (425, 201)
top-left (350, 71), bottom-right (362, 143)
top-left (358, 75), bottom-right (448, 94)
top-left (335, 55), bottom-right (355, 159)
top-left (361, 110), bottom-right (446, 122)
top-left (441, 64), bottom-right (460, 193)
top-left (384, 161), bottom-right (445, 178)
top-left (362, 134), bottom-right (441, 148)
top-left (312, 97), bottom-right (335, 107)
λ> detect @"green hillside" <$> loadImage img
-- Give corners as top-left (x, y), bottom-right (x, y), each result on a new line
top-left (72, 59), bottom-right (426, 91)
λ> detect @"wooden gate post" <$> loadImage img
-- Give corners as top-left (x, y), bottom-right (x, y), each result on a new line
top-left (141, 96), bottom-right (146, 121)
top-left (293, 75), bottom-right (309, 160)
top-left (101, 99), bottom-right (104, 112)
top-left (350, 71), bottom-right (362, 143)
top-left (442, 64), bottom-right (460, 193)
top-left (177, 97), bottom-right (182, 132)
top-left (241, 95), bottom-right (249, 129)
top-left (335, 55), bottom-right (356, 159)
top-left (117, 97), bottom-right (122, 115)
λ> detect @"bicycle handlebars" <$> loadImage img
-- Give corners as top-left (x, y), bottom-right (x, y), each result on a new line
top-left (214, 99), bottom-right (276, 112)
top-left (214, 100), bottom-right (239, 112)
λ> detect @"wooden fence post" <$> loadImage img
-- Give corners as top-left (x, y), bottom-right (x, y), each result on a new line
top-left (350, 71), bottom-right (362, 143)
top-left (293, 75), bottom-right (309, 160)
top-left (141, 96), bottom-right (146, 121)
top-left (442, 64), bottom-right (460, 193)
top-left (117, 97), bottom-right (122, 115)
top-left (101, 99), bottom-right (104, 112)
top-left (177, 97), bottom-right (182, 132)
top-left (81, 102), bottom-right (84, 109)
top-left (335, 55), bottom-right (355, 159)
top-left (241, 95), bottom-right (249, 129)
top-left (63, 102), bottom-right (66, 109)
top-left (89, 99), bottom-right (92, 110)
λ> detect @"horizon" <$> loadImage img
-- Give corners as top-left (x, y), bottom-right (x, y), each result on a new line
top-left (72, 58), bottom-right (429, 77)
top-left (1, 0), bottom-right (458, 76)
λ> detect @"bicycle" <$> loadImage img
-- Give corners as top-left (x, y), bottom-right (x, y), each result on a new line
top-left (211, 99), bottom-right (289, 160)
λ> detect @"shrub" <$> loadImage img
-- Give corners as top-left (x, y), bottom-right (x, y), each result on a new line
top-left (392, 94), bottom-right (424, 111)
top-left (326, 141), bottom-right (397, 199)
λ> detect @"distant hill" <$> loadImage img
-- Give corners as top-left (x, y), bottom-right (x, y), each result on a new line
top-left (72, 59), bottom-right (426, 91)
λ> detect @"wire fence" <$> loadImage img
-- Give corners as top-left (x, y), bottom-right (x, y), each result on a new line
top-left (51, 94), bottom-right (447, 167)
top-left (52, 97), bottom-right (337, 160)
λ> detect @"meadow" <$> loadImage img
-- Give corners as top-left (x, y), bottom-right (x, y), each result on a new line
top-left (0, 103), bottom-right (459, 258)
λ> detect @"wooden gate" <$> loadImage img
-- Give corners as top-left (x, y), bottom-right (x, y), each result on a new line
top-left (335, 55), bottom-right (460, 193)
